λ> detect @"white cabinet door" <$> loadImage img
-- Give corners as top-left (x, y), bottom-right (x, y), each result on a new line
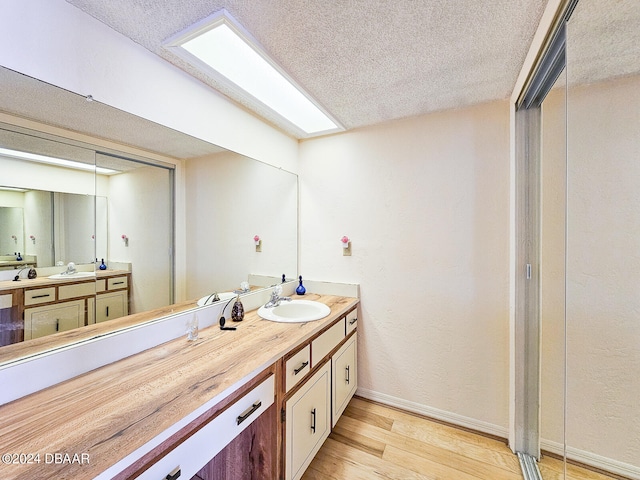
top-left (96, 291), bottom-right (128, 323)
top-left (24, 300), bottom-right (84, 340)
top-left (285, 361), bottom-right (331, 480)
top-left (332, 333), bottom-right (357, 427)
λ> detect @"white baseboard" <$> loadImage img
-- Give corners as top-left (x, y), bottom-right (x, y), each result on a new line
top-left (541, 439), bottom-right (640, 480)
top-left (356, 387), bottom-right (508, 439)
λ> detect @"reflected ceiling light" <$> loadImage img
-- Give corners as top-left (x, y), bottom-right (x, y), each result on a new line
top-left (0, 147), bottom-right (118, 175)
top-left (164, 10), bottom-right (343, 137)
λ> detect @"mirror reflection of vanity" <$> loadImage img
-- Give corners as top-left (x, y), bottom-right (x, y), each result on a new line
top-left (0, 66), bottom-right (297, 355)
top-left (0, 191), bottom-right (108, 270)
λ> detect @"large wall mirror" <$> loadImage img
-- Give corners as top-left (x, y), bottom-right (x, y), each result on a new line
top-left (0, 65), bottom-right (298, 360)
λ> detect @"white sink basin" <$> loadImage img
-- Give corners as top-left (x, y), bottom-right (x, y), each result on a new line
top-left (197, 292), bottom-right (236, 306)
top-left (48, 271), bottom-right (96, 279)
top-left (258, 300), bottom-right (331, 323)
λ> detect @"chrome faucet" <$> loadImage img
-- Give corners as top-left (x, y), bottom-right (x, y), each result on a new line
top-left (264, 286), bottom-right (291, 308)
top-left (63, 262), bottom-right (77, 275)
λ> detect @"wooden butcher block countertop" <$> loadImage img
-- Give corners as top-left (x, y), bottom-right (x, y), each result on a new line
top-left (0, 269), bottom-right (130, 293)
top-left (0, 293), bottom-right (358, 480)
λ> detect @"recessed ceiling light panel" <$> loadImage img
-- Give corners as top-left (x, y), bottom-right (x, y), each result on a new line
top-left (164, 9), bottom-right (343, 137)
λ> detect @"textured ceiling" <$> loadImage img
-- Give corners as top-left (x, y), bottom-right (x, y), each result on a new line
top-left (66, 0), bottom-right (550, 138)
top-left (3, 1), bottom-right (636, 149)
top-left (567, 0), bottom-right (640, 86)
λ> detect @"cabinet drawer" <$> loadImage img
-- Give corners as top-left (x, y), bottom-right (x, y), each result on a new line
top-left (311, 318), bottom-right (345, 366)
top-left (96, 279), bottom-right (106, 293)
top-left (139, 374), bottom-right (275, 480)
top-left (0, 293), bottom-right (12, 309)
top-left (59, 282), bottom-right (95, 300)
top-left (107, 276), bottom-right (128, 290)
top-left (285, 345), bottom-right (311, 392)
top-left (346, 308), bottom-right (358, 335)
top-left (24, 287), bottom-right (56, 306)
top-left (332, 333), bottom-right (357, 426)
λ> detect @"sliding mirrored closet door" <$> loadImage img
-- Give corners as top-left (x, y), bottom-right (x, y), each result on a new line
top-left (517, 1), bottom-right (639, 478)
top-left (564, 1), bottom-right (640, 478)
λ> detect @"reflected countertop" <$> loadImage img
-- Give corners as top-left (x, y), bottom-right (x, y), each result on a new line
top-left (0, 269), bottom-right (130, 293)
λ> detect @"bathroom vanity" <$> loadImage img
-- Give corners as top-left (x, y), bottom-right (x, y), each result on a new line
top-left (0, 270), bottom-right (131, 346)
top-left (0, 292), bottom-right (359, 480)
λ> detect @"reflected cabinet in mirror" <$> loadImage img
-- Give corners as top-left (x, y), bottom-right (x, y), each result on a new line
top-left (0, 122), bottom-right (173, 348)
top-left (0, 67), bottom-right (298, 360)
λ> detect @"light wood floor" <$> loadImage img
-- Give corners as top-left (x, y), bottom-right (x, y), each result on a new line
top-left (302, 396), bottom-right (618, 480)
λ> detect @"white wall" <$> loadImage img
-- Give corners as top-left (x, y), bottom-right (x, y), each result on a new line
top-left (0, 191), bottom-right (54, 266)
top-left (566, 74), bottom-right (640, 471)
top-left (0, 191), bottom-right (24, 255)
top-left (1, 156), bottom-right (95, 195)
top-left (541, 75), bottom-right (640, 474)
top-left (108, 166), bottom-right (172, 313)
top-left (0, 191), bottom-right (23, 208)
top-left (53, 192), bottom-right (95, 265)
top-left (23, 190), bottom-right (53, 267)
top-left (0, 0), bottom-right (298, 173)
top-left (184, 151), bottom-right (298, 300)
top-left (299, 101), bottom-right (511, 433)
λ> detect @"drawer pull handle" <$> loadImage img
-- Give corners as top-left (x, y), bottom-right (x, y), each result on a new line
top-left (112, 281), bottom-right (124, 285)
top-left (165, 466), bottom-right (181, 480)
top-left (349, 317), bottom-right (357, 325)
top-left (236, 401), bottom-right (262, 425)
top-left (106, 306), bottom-right (109, 317)
top-left (56, 319), bottom-right (59, 332)
top-left (346, 365), bottom-right (350, 384)
top-left (311, 408), bottom-right (316, 433)
top-left (32, 294), bottom-right (51, 299)
top-left (293, 361), bottom-right (309, 375)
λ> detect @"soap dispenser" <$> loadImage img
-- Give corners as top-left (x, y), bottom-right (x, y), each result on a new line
top-left (16, 252), bottom-right (22, 261)
top-left (99, 258), bottom-right (107, 270)
top-left (231, 295), bottom-right (245, 322)
top-left (296, 275), bottom-right (306, 295)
